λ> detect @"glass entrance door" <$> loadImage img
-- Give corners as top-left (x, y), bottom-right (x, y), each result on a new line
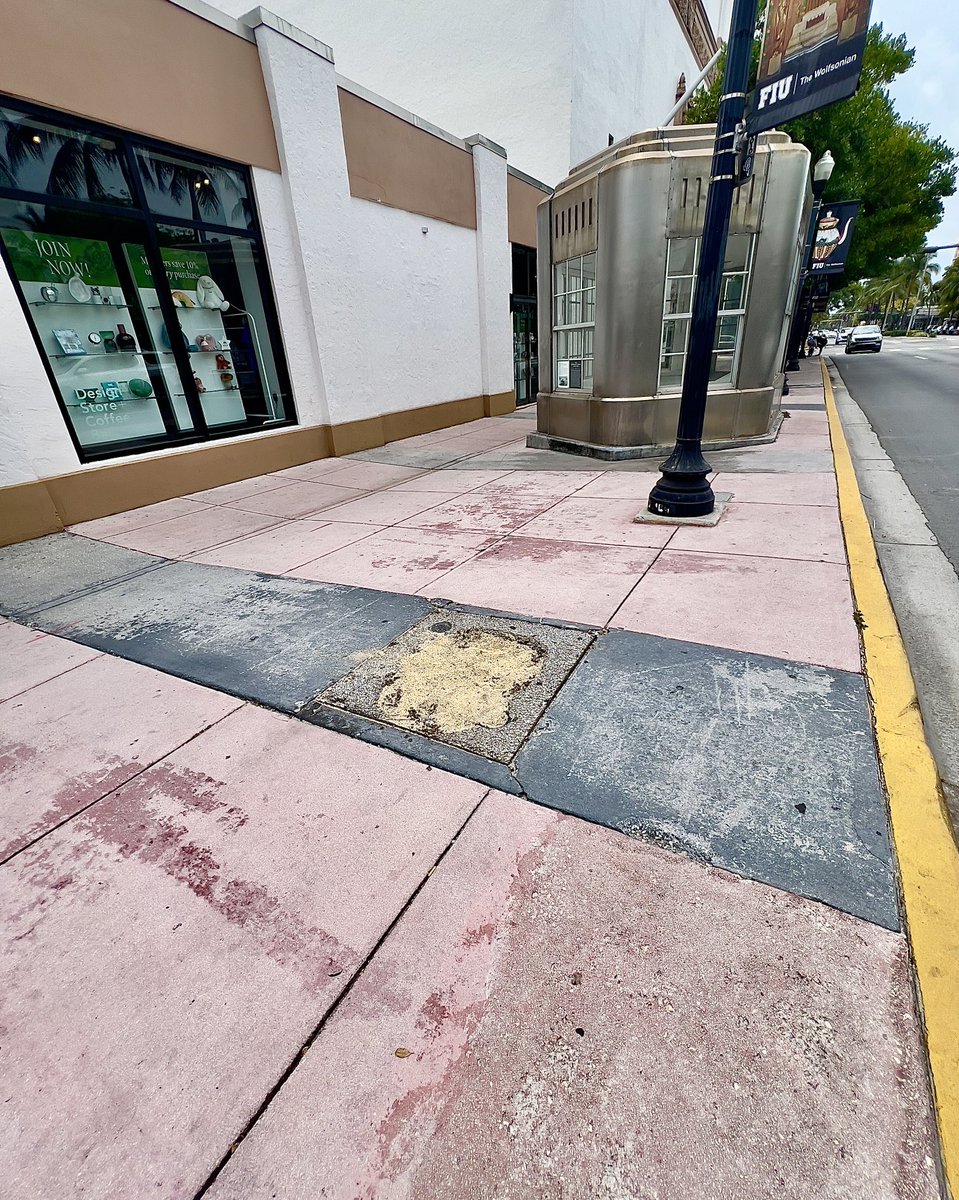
top-left (512, 303), bottom-right (538, 405)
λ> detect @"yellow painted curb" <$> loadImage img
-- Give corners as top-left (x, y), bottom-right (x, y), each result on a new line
top-left (823, 361), bottom-right (959, 1196)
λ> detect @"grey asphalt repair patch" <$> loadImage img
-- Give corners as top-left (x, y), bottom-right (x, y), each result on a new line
top-left (318, 610), bottom-right (592, 763)
top-left (0, 533), bottom-right (167, 617)
top-left (514, 630), bottom-right (899, 930)
top-left (7, 552), bottom-right (430, 712)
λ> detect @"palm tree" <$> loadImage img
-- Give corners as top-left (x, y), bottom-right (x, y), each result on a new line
top-left (937, 260), bottom-right (959, 319)
top-left (881, 253), bottom-right (940, 329)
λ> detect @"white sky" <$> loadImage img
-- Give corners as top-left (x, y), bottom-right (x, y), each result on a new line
top-left (870, 0), bottom-right (959, 273)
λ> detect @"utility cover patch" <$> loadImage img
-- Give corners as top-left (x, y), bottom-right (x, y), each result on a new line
top-left (318, 610), bottom-right (592, 763)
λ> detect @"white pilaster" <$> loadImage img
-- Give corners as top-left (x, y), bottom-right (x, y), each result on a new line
top-left (467, 135), bottom-right (514, 401)
top-left (245, 8), bottom-right (374, 429)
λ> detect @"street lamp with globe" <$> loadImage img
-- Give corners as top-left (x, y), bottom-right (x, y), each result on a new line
top-left (784, 150), bottom-right (836, 373)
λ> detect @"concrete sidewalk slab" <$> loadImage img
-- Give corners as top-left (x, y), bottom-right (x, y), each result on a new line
top-left (105, 506), bottom-right (281, 558)
top-left (69, 496), bottom-right (213, 540)
top-left (0, 654), bottom-right (240, 861)
top-left (613, 549), bottom-right (861, 671)
top-left (420, 538), bottom-right (661, 626)
top-left (512, 496), bottom-right (676, 548)
top-left (398, 492), bottom-right (565, 537)
top-left (206, 792), bottom-right (937, 1200)
top-left (188, 519), bottom-right (374, 575)
top-left (317, 489), bottom-right (463, 526)
top-left (668, 500), bottom-right (846, 562)
top-left (713, 470), bottom-right (839, 507)
top-left (223, 479), bottom-right (368, 519)
top-left (287, 528), bottom-right (494, 594)
top-left (0, 705), bottom-right (487, 1199)
top-left (514, 630), bottom-right (898, 928)
top-left (0, 621), bottom-right (100, 702)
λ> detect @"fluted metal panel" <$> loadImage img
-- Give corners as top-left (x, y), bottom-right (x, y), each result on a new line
top-left (535, 197), bottom-right (553, 399)
top-left (593, 155), bottom-right (672, 399)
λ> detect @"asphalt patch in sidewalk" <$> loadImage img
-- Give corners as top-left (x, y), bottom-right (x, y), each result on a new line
top-left (314, 611), bottom-right (592, 763)
top-left (6, 554), bottom-right (430, 712)
top-left (0, 532), bottom-right (168, 617)
top-left (514, 630), bottom-right (899, 930)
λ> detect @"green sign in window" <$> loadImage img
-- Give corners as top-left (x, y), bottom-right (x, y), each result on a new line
top-left (126, 246), bottom-right (211, 290)
top-left (0, 229), bottom-right (120, 287)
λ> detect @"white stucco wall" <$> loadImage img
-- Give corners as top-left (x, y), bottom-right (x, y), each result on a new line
top-left (214, 0), bottom-right (575, 186)
top-left (0, 263), bottom-right (80, 483)
top-left (252, 17), bottom-right (486, 425)
top-left (569, 0), bottom-right (706, 169)
top-left (208, 0), bottom-right (728, 184)
top-left (470, 140), bottom-right (514, 397)
top-left (349, 201), bottom-right (484, 415)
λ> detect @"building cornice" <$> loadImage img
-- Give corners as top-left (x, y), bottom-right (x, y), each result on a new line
top-left (669, 0), bottom-right (721, 69)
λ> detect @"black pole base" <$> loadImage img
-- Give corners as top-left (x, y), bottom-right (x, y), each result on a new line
top-left (784, 355), bottom-right (801, 372)
top-left (648, 446), bottom-right (715, 518)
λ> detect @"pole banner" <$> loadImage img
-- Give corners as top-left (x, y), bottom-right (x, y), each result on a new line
top-left (748, 0), bottom-right (872, 133)
top-left (810, 200), bottom-right (860, 274)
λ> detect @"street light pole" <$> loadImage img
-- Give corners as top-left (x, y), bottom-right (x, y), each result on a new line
top-left (784, 150), bottom-right (835, 372)
top-left (647, 0), bottom-right (759, 518)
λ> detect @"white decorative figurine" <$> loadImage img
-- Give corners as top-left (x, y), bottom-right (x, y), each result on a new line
top-left (195, 274), bottom-right (229, 312)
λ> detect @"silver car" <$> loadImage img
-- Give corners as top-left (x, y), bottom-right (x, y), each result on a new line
top-left (844, 325), bottom-right (883, 354)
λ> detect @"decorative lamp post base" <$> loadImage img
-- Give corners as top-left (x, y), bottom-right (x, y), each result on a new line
top-left (647, 446), bottom-right (715, 518)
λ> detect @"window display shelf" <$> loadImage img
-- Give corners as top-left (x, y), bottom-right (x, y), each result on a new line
top-left (146, 304), bottom-right (224, 312)
top-left (64, 396), bottom-right (151, 407)
top-left (175, 388), bottom-right (239, 397)
top-left (50, 350), bottom-right (144, 359)
top-left (30, 300), bottom-right (130, 309)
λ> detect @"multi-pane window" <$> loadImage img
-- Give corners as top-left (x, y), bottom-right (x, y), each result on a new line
top-left (553, 252), bottom-right (595, 390)
top-left (659, 233), bottom-right (754, 394)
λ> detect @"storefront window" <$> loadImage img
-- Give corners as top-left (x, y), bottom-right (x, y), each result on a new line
top-left (0, 203), bottom-right (189, 452)
top-left (135, 147), bottom-right (253, 231)
top-left (658, 234), bottom-right (754, 394)
top-left (0, 107), bottom-right (133, 206)
top-left (0, 100), bottom-right (294, 461)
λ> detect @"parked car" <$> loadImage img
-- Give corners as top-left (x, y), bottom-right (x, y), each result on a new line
top-left (836, 327), bottom-right (851, 344)
top-left (844, 324), bottom-right (883, 354)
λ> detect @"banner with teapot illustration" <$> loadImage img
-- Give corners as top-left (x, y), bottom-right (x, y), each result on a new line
top-left (749, 0), bottom-right (872, 134)
top-left (809, 200), bottom-right (860, 275)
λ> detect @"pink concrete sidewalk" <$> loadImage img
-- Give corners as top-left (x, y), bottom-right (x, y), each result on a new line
top-left (68, 376), bottom-right (858, 673)
top-left (1, 363), bottom-right (942, 1198)
top-left (0, 624), bottom-right (939, 1199)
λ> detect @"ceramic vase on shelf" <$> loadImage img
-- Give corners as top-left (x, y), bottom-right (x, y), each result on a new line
top-left (115, 323), bottom-right (136, 352)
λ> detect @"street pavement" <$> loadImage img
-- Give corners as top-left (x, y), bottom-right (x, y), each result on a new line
top-left (833, 336), bottom-right (959, 568)
top-left (0, 360), bottom-right (952, 1198)
top-left (829, 340), bottom-right (959, 835)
